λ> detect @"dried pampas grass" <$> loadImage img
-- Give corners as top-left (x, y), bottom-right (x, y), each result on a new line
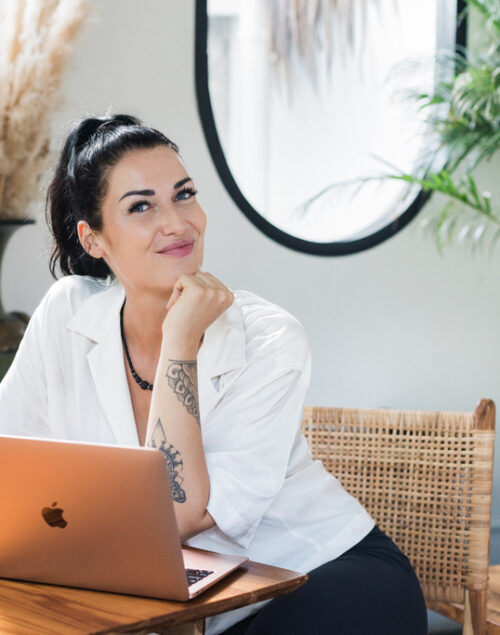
top-left (268, 0), bottom-right (392, 93)
top-left (0, 0), bottom-right (89, 220)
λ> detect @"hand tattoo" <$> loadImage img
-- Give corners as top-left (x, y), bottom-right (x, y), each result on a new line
top-left (148, 418), bottom-right (186, 503)
top-left (166, 360), bottom-right (200, 426)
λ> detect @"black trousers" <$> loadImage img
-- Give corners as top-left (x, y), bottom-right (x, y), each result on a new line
top-left (221, 526), bottom-right (428, 635)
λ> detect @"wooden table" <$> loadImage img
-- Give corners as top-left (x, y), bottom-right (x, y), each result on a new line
top-left (0, 560), bottom-right (307, 634)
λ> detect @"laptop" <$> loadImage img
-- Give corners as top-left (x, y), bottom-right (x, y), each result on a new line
top-left (0, 435), bottom-right (248, 601)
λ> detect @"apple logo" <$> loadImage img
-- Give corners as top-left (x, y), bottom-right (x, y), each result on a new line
top-left (41, 501), bottom-right (67, 528)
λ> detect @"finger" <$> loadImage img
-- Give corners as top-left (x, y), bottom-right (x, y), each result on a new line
top-left (166, 285), bottom-right (182, 310)
top-left (189, 271), bottom-right (212, 289)
top-left (193, 272), bottom-right (214, 288)
top-left (202, 273), bottom-right (233, 300)
top-left (194, 271), bottom-right (226, 291)
top-left (197, 271), bottom-right (223, 287)
top-left (171, 273), bottom-right (203, 292)
top-left (167, 274), bottom-right (206, 310)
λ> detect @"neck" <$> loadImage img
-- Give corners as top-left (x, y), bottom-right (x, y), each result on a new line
top-left (122, 288), bottom-right (170, 358)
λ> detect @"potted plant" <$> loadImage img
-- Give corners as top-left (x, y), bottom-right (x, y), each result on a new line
top-left (0, 0), bottom-right (89, 379)
top-left (381, 0), bottom-right (500, 253)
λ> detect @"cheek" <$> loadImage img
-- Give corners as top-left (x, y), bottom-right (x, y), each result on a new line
top-left (99, 218), bottom-right (145, 260)
top-left (196, 207), bottom-right (207, 235)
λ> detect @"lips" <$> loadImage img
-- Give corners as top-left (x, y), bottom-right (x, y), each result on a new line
top-left (158, 239), bottom-right (194, 254)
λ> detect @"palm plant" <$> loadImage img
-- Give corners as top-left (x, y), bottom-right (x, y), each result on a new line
top-left (387, 0), bottom-right (500, 252)
top-left (295, 0), bottom-right (500, 252)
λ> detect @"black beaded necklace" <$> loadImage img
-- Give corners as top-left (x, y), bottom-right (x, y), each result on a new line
top-left (120, 301), bottom-right (153, 391)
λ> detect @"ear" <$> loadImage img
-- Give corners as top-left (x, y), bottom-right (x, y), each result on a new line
top-left (77, 220), bottom-right (106, 259)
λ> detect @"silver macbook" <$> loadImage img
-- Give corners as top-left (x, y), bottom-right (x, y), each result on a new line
top-left (0, 435), bottom-right (248, 601)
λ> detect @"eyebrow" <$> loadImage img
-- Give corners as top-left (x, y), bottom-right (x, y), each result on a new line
top-left (118, 177), bottom-right (193, 202)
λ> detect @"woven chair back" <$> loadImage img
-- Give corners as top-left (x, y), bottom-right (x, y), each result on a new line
top-left (302, 403), bottom-right (495, 604)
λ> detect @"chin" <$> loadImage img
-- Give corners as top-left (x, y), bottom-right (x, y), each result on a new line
top-left (172, 259), bottom-right (201, 277)
top-left (151, 265), bottom-right (199, 290)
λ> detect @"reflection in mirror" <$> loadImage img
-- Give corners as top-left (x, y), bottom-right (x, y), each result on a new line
top-left (199, 0), bottom-right (463, 253)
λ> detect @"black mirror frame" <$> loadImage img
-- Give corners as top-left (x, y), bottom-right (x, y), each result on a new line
top-left (195, 0), bottom-right (467, 256)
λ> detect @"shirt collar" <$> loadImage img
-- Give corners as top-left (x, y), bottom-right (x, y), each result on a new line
top-left (66, 279), bottom-right (246, 379)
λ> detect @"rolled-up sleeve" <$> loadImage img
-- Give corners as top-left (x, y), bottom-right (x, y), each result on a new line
top-left (203, 318), bottom-right (311, 549)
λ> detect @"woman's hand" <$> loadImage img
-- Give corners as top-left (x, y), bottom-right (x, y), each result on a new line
top-left (162, 272), bottom-right (234, 354)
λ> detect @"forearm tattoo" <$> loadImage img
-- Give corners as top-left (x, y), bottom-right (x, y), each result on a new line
top-left (148, 418), bottom-right (186, 503)
top-left (166, 360), bottom-right (200, 426)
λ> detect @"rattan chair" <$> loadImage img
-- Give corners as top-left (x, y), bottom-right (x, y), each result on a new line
top-left (302, 399), bottom-right (498, 635)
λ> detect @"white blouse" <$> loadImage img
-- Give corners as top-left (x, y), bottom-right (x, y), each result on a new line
top-left (0, 275), bottom-right (374, 634)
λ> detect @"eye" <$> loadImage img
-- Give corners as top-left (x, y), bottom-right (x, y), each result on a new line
top-left (176, 187), bottom-right (198, 201)
top-left (128, 199), bottom-right (151, 213)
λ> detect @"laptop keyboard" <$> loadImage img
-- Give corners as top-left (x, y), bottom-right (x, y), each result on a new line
top-left (186, 568), bottom-right (214, 586)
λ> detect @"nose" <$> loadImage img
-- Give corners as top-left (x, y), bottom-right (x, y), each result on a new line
top-left (158, 202), bottom-right (189, 235)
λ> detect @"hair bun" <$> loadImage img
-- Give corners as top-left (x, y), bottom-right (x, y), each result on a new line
top-left (103, 114), bottom-right (141, 128)
top-left (73, 114), bottom-right (142, 153)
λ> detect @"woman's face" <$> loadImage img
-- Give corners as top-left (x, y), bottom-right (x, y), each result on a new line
top-left (82, 145), bottom-right (206, 295)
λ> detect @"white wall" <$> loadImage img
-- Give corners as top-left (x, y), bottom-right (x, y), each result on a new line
top-left (3, 0), bottom-right (500, 560)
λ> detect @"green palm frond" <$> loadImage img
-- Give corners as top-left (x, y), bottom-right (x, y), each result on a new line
top-left (382, 0), bottom-right (500, 252)
top-left (411, 48), bottom-right (500, 173)
top-left (390, 172), bottom-right (495, 217)
top-left (466, 0), bottom-right (500, 31)
top-left (387, 170), bottom-right (500, 255)
top-left (295, 0), bottom-right (500, 253)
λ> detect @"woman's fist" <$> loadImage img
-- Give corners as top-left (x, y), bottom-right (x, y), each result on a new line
top-left (162, 272), bottom-right (234, 354)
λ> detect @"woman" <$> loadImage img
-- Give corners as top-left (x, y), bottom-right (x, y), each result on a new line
top-left (0, 114), bottom-right (427, 634)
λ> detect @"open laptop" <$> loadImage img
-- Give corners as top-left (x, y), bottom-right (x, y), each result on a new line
top-left (0, 435), bottom-right (248, 601)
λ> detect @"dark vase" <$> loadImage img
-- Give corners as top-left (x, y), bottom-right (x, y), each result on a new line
top-left (0, 219), bottom-right (35, 381)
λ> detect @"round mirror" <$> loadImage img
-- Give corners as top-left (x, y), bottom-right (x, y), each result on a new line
top-left (195, 0), bottom-right (466, 255)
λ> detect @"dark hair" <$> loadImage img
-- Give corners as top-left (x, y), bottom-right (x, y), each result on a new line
top-left (46, 114), bottom-right (179, 279)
